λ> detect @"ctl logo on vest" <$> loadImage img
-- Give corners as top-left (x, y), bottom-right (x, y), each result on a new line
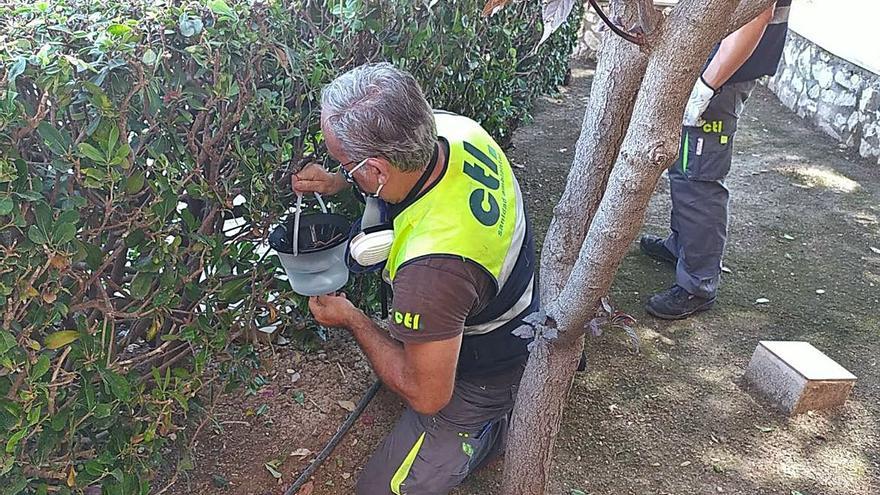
top-left (462, 141), bottom-right (505, 227)
top-left (394, 311), bottom-right (421, 330)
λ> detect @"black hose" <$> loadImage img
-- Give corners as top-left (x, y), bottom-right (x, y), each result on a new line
top-left (283, 379), bottom-right (382, 495)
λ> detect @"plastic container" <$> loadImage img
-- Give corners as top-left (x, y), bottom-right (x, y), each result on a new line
top-left (269, 198), bottom-right (351, 296)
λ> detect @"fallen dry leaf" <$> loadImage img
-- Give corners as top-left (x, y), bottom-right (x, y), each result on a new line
top-left (290, 448), bottom-right (312, 457)
top-left (296, 481), bottom-right (315, 495)
top-left (338, 400), bottom-right (356, 412)
top-left (481, 0), bottom-right (512, 16)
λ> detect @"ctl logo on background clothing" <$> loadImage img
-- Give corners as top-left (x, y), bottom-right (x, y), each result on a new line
top-left (702, 120), bottom-right (724, 134)
top-left (462, 141), bottom-right (504, 227)
top-left (393, 310), bottom-right (421, 330)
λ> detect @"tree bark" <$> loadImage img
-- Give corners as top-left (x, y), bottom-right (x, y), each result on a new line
top-left (538, 0), bottom-right (655, 302)
top-left (501, 0), bottom-right (774, 493)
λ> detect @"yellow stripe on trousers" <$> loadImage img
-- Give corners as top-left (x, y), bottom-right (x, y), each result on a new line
top-left (390, 431), bottom-right (426, 495)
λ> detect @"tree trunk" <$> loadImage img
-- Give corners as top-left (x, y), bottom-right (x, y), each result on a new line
top-left (502, 0), bottom-right (774, 493)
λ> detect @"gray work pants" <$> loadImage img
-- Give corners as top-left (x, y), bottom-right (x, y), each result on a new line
top-left (664, 80), bottom-right (757, 298)
top-left (356, 365), bottom-right (523, 495)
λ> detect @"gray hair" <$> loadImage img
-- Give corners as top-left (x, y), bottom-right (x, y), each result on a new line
top-left (321, 62), bottom-right (437, 173)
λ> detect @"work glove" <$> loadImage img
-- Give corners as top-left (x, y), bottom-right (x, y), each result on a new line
top-left (682, 77), bottom-right (717, 127)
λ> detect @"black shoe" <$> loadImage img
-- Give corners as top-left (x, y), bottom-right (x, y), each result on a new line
top-left (645, 285), bottom-right (716, 320)
top-left (639, 235), bottom-right (677, 264)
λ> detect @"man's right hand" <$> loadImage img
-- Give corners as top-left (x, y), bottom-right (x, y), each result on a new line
top-left (292, 162), bottom-right (348, 196)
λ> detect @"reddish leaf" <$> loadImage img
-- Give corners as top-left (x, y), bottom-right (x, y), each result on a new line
top-left (481, 0), bottom-right (513, 17)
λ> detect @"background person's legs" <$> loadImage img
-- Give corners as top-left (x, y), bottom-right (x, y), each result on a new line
top-left (667, 164), bottom-right (730, 298)
top-left (647, 81), bottom-right (756, 317)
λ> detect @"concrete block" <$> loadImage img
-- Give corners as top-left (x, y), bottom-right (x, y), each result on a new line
top-left (744, 341), bottom-right (856, 415)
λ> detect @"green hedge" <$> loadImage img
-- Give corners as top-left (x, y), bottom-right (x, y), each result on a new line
top-left (0, 0), bottom-right (580, 492)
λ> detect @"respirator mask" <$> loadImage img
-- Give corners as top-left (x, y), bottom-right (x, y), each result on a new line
top-left (346, 196), bottom-right (394, 272)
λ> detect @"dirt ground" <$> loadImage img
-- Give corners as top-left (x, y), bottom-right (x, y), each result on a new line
top-left (159, 60), bottom-right (880, 495)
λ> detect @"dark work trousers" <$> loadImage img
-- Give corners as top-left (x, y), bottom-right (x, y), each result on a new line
top-left (356, 364), bottom-right (524, 495)
top-left (663, 80), bottom-right (757, 298)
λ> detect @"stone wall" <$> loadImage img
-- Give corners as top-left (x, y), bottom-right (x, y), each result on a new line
top-left (768, 31), bottom-right (880, 165)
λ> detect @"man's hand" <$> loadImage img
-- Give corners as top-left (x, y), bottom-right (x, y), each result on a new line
top-left (682, 77), bottom-right (716, 127)
top-left (309, 292), bottom-right (361, 328)
top-left (292, 162), bottom-right (348, 195)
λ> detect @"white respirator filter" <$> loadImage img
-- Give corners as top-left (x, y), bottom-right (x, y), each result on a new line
top-left (349, 228), bottom-right (394, 267)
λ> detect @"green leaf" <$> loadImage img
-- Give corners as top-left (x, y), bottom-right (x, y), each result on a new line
top-left (93, 403), bottom-right (112, 419)
top-left (178, 13), bottom-right (204, 37)
top-left (0, 331), bottom-right (16, 355)
top-left (37, 122), bottom-right (71, 156)
top-left (28, 225), bottom-right (48, 245)
top-left (142, 48), bottom-right (158, 65)
top-left (44, 330), bottom-right (80, 349)
top-left (218, 277), bottom-right (248, 302)
top-left (264, 460), bottom-right (282, 479)
top-left (0, 453), bottom-right (15, 477)
top-left (34, 201), bottom-right (52, 233)
top-left (82, 167), bottom-right (108, 183)
top-left (130, 272), bottom-right (154, 299)
top-left (125, 228), bottom-right (145, 248)
top-left (125, 172), bottom-right (145, 194)
top-left (0, 197), bottom-right (13, 216)
top-left (5, 428), bottom-right (26, 453)
top-left (111, 143), bottom-right (132, 166)
top-left (292, 390), bottom-right (305, 405)
top-left (208, 0), bottom-right (237, 20)
top-left (83, 380), bottom-right (96, 410)
top-left (53, 222), bottom-right (76, 245)
top-left (27, 403), bottom-right (41, 426)
top-left (107, 125), bottom-right (119, 157)
top-left (7, 57), bottom-right (26, 84)
top-left (100, 369), bottom-right (131, 402)
top-left (31, 354), bottom-right (50, 380)
top-left (78, 143), bottom-right (106, 163)
top-left (108, 24), bottom-right (132, 37)
top-left (81, 241), bottom-right (104, 270)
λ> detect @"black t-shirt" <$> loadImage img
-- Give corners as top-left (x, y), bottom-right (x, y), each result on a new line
top-left (710, 0), bottom-right (792, 85)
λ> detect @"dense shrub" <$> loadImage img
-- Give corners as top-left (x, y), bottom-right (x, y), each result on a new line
top-left (0, 0), bottom-right (580, 492)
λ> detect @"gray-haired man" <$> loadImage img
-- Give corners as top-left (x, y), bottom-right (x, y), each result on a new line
top-left (293, 62), bottom-right (538, 494)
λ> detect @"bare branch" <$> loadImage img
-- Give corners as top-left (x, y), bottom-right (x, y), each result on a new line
top-left (589, 0), bottom-right (644, 44)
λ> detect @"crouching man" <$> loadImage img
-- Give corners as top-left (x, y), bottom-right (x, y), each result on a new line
top-left (292, 62), bottom-right (538, 494)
